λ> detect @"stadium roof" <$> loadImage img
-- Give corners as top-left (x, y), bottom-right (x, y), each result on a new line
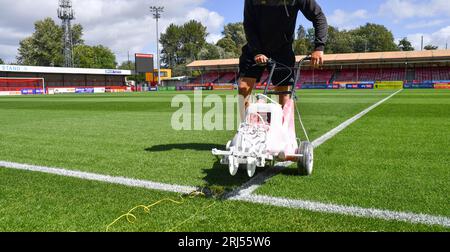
top-left (0, 64), bottom-right (132, 76)
top-left (187, 50), bottom-right (450, 69)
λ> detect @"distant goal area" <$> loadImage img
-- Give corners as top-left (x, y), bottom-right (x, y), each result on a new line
top-left (0, 65), bottom-right (132, 96)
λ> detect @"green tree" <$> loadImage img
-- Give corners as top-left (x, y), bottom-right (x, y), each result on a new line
top-left (160, 20), bottom-right (208, 76)
top-left (181, 20), bottom-right (208, 62)
top-left (92, 45), bottom-right (117, 69)
top-left (17, 18), bottom-right (86, 67)
top-left (0, 58), bottom-right (4, 64)
top-left (305, 28), bottom-right (316, 46)
top-left (17, 18), bottom-right (63, 66)
top-left (73, 45), bottom-right (117, 69)
top-left (160, 24), bottom-right (182, 69)
top-left (424, 44), bottom-right (438, 50)
top-left (398, 37), bottom-right (415, 51)
top-left (72, 24), bottom-right (84, 46)
top-left (223, 23), bottom-right (246, 50)
top-left (293, 38), bottom-right (311, 55)
top-left (297, 25), bottom-right (306, 40)
top-left (199, 43), bottom-right (222, 60)
top-left (217, 36), bottom-right (239, 56)
top-left (73, 45), bottom-right (94, 68)
top-left (351, 23), bottom-right (398, 52)
top-left (118, 60), bottom-right (135, 70)
top-left (325, 26), bottom-right (354, 54)
top-left (217, 22), bottom-right (246, 58)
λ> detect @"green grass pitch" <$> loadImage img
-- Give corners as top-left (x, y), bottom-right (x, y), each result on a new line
top-left (0, 89), bottom-right (449, 232)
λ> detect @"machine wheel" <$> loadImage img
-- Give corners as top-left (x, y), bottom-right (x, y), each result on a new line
top-left (228, 156), bottom-right (239, 176)
top-left (297, 141), bottom-right (314, 176)
top-left (247, 159), bottom-right (257, 178)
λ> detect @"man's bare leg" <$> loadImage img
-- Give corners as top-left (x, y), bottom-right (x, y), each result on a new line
top-left (275, 85), bottom-right (290, 107)
top-left (238, 77), bottom-right (257, 122)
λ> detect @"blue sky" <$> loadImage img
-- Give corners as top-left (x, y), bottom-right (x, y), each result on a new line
top-left (0, 0), bottom-right (449, 64)
top-left (202, 0), bottom-right (449, 48)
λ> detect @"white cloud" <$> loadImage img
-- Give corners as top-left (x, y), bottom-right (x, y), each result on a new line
top-left (328, 9), bottom-right (368, 30)
top-left (407, 26), bottom-right (450, 50)
top-left (0, 44), bottom-right (18, 64)
top-left (0, 0), bottom-right (225, 63)
top-left (186, 7), bottom-right (225, 43)
top-left (405, 19), bottom-right (446, 30)
top-left (379, 0), bottom-right (450, 21)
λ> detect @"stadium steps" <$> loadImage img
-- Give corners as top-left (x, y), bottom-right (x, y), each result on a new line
top-left (329, 70), bottom-right (340, 83)
top-left (406, 69), bottom-right (415, 82)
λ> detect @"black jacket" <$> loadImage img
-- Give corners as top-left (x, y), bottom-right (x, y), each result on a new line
top-left (244, 0), bottom-right (328, 56)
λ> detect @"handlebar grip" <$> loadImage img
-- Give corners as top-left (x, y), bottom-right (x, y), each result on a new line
top-left (253, 58), bottom-right (274, 67)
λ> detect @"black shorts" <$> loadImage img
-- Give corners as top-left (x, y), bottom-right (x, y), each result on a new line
top-left (239, 45), bottom-right (296, 86)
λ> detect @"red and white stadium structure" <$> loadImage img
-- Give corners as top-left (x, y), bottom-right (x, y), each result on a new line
top-left (0, 64), bottom-right (131, 96)
top-left (186, 50), bottom-right (450, 90)
top-left (1, 50), bottom-right (449, 95)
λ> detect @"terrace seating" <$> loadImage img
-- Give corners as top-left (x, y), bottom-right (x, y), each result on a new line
top-left (296, 69), bottom-right (334, 84)
top-left (415, 67), bottom-right (450, 81)
top-left (335, 68), bottom-right (406, 82)
top-left (216, 72), bottom-right (236, 84)
top-left (193, 72), bottom-right (220, 84)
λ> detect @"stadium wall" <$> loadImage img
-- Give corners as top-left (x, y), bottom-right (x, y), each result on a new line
top-left (0, 64), bottom-right (132, 96)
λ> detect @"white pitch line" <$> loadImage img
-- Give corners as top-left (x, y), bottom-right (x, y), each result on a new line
top-left (227, 89), bottom-right (403, 199)
top-left (234, 194), bottom-right (450, 228)
top-left (312, 89), bottom-right (403, 148)
top-left (223, 165), bottom-right (290, 200)
top-left (0, 161), bottom-right (196, 194)
top-left (2, 160), bottom-right (449, 228)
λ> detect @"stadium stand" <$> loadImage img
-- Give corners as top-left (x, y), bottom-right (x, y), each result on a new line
top-left (187, 50), bottom-right (450, 86)
top-left (216, 72), bottom-right (236, 84)
top-left (193, 72), bottom-right (221, 84)
top-left (0, 65), bottom-right (131, 95)
top-left (415, 67), bottom-right (450, 81)
top-left (335, 68), bottom-right (406, 82)
top-left (298, 69), bottom-right (334, 84)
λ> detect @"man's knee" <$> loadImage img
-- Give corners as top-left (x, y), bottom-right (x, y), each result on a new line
top-left (238, 78), bottom-right (256, 97)
top-left (239, 85), bottom-right (251, 97)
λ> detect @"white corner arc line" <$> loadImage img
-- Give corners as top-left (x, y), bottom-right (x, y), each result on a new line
top-left (234, 194), bottom-right (450, 228)
top-left (0, 161), bottom-right (196, 194)
top-left (227, 89), bottom-right (403, 199)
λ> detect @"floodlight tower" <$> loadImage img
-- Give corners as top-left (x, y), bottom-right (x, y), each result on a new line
top-left (150, 6), bottom-right (164, 86)
top-left (58, 0), bottom-right (75, 68)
